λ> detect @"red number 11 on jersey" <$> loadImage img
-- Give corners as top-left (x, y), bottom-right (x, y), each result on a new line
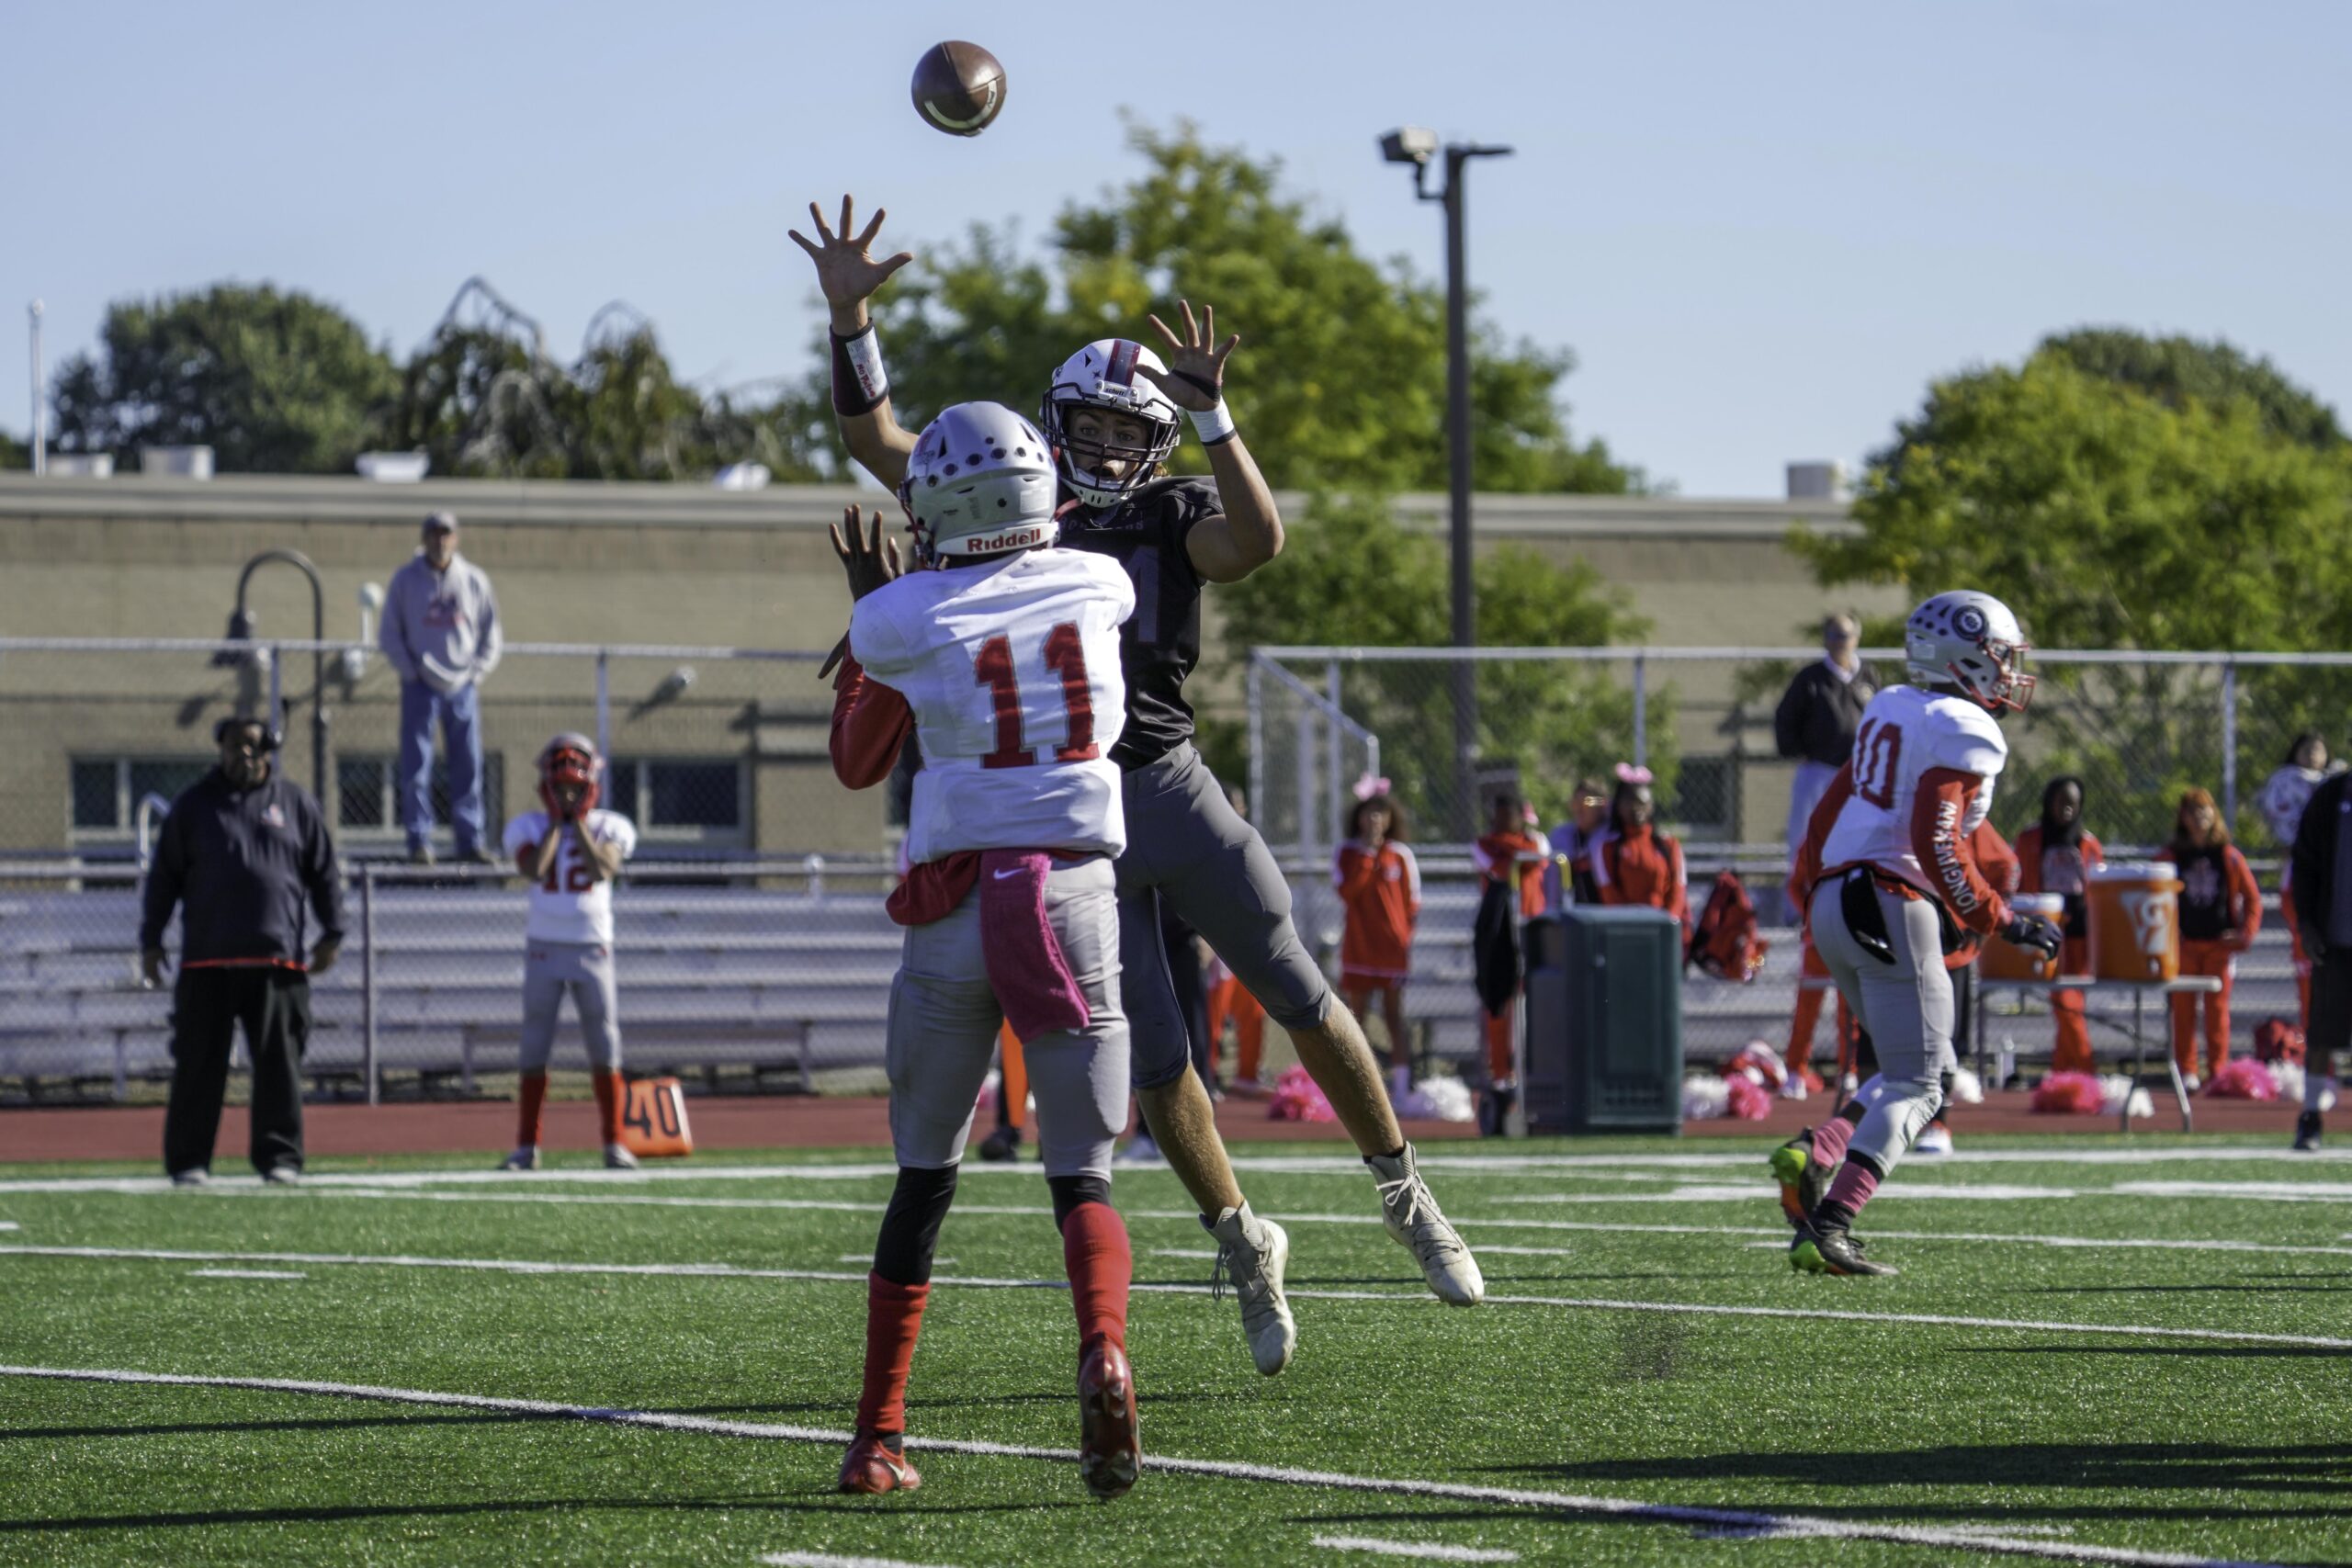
top-left (976, 622), bottom-right (1099, 770)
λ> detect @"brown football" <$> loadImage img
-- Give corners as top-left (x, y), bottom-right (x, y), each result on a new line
top-left (910, 40), bottom-right (1006, 137)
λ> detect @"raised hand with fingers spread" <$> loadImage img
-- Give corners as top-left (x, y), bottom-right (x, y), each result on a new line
top-left (1133, 300), bottom-right (1241, 417)
top-left (787, 196), bottom-right (915, 334)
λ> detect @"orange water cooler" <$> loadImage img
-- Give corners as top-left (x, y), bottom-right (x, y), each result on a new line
top-left (1979, 892), bottom-right (2065, 982)
top-left (2086, 863), bottom-right (2183, 983)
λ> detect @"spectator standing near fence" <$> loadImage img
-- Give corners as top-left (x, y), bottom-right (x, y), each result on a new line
top-left (1472, 795), bottom-right (1547, 1098)
top-left (1544, 777), bottom-right (1609, 911)
top-left (1775, 615), bottom-right (1876, 865)
top-left (2261, 733), bottom-right (2335, 1032)
top-left (2289, 751), bottom-right (2352, 1150)
top-left (2013, 776), bottom-right (2104, 1075)
top-left (1589, 766), bottom-right (1690, 936)
top-left (379, 511), bottom-right (503, 865)
top-left (2158, 788), bottom-right (2260, 1091)
top-left (139, 717), bottom-right (345, 1185)
top-left (1334, 791), bottom-right (1419, 1100)
top-left (499, 734), bottom-right (639, 1171)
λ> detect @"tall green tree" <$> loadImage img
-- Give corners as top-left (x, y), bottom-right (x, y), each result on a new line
top-left (1216, 494), bottom-right (1668, 830)
top-left (844, 122), bottom-right (1648, 495)
top-left (48, 285), bottom-right (399, 472)
top-left (1797, 336), bottom-right (2352, 842)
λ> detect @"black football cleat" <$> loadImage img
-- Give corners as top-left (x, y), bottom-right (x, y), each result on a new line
top-left (2294, 1111), bottom-right (2323, 1152)
top-left (978, 1123), bottom-right (1022, 1162)
top-left (1791, 1216), bottom-right (1897, 1277)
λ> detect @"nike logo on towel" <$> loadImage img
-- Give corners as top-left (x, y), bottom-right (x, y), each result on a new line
top-left (993, 867), bottom-right (1025, 880)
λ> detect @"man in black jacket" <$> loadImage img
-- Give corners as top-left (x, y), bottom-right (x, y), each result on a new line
top-left (140, 717), bottom-right (345, 1184)
top-left (2289, 762), bottom-right (2352, 1150)
top-left (1775, 614), bottom-right (1877, 863)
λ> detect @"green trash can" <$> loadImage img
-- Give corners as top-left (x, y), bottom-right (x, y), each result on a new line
top-left (1523, 906), bottom-right (1683, 1134)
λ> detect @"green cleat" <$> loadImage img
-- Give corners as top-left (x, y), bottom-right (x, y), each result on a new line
top-left (1790, 1217), bottom-right (1896, 1278)
top-left (1769, 1132), bottom-right (1832, 1229)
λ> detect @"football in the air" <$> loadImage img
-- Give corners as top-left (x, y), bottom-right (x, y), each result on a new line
top-left (910, 40), bottom-right (1006, 137)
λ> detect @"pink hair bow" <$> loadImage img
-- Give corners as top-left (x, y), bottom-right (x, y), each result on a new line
top-left (1351, 773), bottom-right (1392, 801)
top-left (1614, 762), bottom-right (1654, 786)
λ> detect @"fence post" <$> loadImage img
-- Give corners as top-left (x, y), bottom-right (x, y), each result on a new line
top-left (1324, 661), bottom-right (1343, 858)
top-left (268, 643), bottom-right (284, 733)
top-left (595, 649), bottom-right (612, 766)
top-left (360, 863), bottom-right (379, 1107)
top-left (805, 853), bottom-right (826, 897)
top-left (2220, 658), bottom-right (2239, 830)
top-left (1632, 653), bottom-right (1649, 768)
top-left (1247, 653), bottom-right (1266, 855)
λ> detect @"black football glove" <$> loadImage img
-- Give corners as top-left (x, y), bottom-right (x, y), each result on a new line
top-left (1998, 911), bottom-right (2064, 961)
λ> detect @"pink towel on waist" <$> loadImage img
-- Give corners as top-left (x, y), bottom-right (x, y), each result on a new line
top-left (978, 850), bottom-right (1091, 1040)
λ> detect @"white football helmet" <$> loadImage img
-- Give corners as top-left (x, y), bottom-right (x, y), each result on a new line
top-left (1905, 590), bottom-right (2034, 712)
top-left (899, 402), bottom-right (1061, 559)
top-left (1037, 339), bottom-right (1182, 509)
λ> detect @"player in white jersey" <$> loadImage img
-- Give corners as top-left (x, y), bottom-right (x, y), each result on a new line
top-left (497, 734), bottom-right (640, 1170)
top-left (1780, 592), bottom-right (2062, 1277)
top-left (826, 401), bottom-right (1145, 1503)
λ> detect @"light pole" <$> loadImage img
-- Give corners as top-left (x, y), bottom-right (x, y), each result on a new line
top-left (220, 549), bottom-right (332, 807)
top-left (1382, 128), bottom-right (1512, 839)
top-left (28, 299), bottom-right (45, 476)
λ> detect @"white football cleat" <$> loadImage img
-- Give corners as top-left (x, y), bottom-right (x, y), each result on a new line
top-left (500, 1146), bottom-right (540, 1172)
top-left (261, 1165), bottom-right (301, 1186)
top-left (1913, 1124), bottom-right (1954, 1156)
top-left (170, 1168), bottom-right (210, 1188)
top-left (1366, 1144), bottom-right (1484, 1306)
top-left (1208, 1205), bottom-right (1296, 1377)
top-left (603, 1143), bottom-right (639, 1170)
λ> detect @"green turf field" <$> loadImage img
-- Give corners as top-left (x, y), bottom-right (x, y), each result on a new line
top-left (3, 1136), bottom-right (2349, 1566)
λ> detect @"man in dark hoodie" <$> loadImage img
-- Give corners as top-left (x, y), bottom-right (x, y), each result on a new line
top-left (140, 716), bottom-right (345, 1185)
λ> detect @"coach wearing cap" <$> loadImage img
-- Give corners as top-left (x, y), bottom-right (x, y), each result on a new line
top-left (140, 716), bottom-right (345, 1185)
top-left (379, 511), bottom-right (503, 864)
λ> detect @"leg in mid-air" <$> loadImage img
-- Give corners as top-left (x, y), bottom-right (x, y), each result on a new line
top-left (1145, 748), bottom-right (1481, 1306)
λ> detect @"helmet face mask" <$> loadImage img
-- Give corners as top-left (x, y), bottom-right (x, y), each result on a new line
top-left (1038, 339), bottom-right (1182, 510)
top-left (898, 401), bottom-right (1062, 560)
top-left (1905, 591), bottom-right (2034, 713)
top-left (537, 732), bottom-right (602, 818)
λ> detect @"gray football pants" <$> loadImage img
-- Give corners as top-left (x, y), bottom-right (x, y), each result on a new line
top-left (887, 855), bottom-right (1128, 1179)
top-left (519, 941), bottom-right (622, 1073)
top-left (1808, 876), bottom-right (1954, 1174)
top-left (1118, 745), bottom-right (1334, 1090)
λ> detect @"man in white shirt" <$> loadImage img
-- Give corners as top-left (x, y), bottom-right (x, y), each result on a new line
top-left (497, 734), bottom-right (639, 1169)
top-left (379, 512), bottom-right (503, 864)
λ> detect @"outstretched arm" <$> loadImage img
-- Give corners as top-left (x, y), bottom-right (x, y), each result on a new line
top-left (1138, 302), bottom-right (1283, 585)
top-left (789, 195), bottom-right (920, 491)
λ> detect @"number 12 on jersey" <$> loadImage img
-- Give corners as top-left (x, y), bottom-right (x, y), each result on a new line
top-left (976, 621), bottom-right (1099, 769)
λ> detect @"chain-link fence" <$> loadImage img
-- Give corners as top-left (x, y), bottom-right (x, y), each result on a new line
top-left (1250, 645), bottom-right (2352, 863)
top-left (0, 638), bottom-right (840, 863)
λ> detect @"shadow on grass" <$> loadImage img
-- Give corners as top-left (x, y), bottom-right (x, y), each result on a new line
top-left (0, 1495), bottom-right (1057, 1535)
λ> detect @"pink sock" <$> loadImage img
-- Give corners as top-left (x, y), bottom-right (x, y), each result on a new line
top-left (1824, 1159), bottom-right (1880, 1215)
top-left (1810, 1117), bottom-right (1856, 1168)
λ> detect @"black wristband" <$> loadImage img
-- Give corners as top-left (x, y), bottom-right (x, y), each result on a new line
top-left (831, 326), bottom-right (888, 417)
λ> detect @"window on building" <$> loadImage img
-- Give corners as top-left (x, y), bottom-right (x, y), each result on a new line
top-left (334, 755), bottom-right (505, 838)
top-left (69, 758), bottom-right (212, 836)
top-left (605, 758), bottom-right (746, 844)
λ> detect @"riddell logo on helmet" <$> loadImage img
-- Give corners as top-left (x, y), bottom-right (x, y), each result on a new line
top-left (960, 523), bottom-right (1051, 554)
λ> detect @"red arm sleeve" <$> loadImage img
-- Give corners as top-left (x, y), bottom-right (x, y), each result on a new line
top-left (2013, 827), bottom-right (2043, 894)
top-left (1911, 768), bottom-right (2012, 936)
top-left (1334, 845), bottom-right (1380, 905)
top-left (2228, 846), bottom-right (2263, 941)
top-left (1973, 823), bottom-right (2020, 897)
top-left (830, 651), bottom-right (913, 790)
top-left (2083, 830), bottom-right (2106, 867)
top-left (1790, 763), bottom-right (1855, 905)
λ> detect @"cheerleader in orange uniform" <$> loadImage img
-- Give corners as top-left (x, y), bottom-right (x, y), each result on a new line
top-left (1472, 794), bottom-right (1548, 1091)
top-left (1589, 766), bottom-right (1689, 934)
top-left (2012, 776), bottom-right (2104, 1075)
top-left (2158, 788), bottom-right (2262, 1089)
top-left (1335, 791), bottom-right (1420, 1097)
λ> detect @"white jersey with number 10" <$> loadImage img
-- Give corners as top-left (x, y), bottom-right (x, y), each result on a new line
top-left (1817, 682), bottom-right (2008, 897)
top-left (851, 547), bottom-right (1134, 864)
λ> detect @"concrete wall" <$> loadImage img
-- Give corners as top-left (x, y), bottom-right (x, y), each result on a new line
top-left (0, 475), bottom-right (1879, 853)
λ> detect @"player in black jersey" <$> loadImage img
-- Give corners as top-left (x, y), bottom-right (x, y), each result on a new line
top-left (794, 197), bottom-right (1485, 1374)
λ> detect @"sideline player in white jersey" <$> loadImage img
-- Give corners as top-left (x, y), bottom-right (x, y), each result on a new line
top-left (826, 401), bottom-right (1148, 1502)
top-left (1781, 592), bottom-right (2062, 1277)
top-left (498, 735), bottom-right (640, 1170)
top-left (792, 197), bottom-right (1481, 1369)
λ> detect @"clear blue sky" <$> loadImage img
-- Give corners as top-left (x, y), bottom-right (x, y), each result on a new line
top-left (8, 1), bottom-right (2346, 496)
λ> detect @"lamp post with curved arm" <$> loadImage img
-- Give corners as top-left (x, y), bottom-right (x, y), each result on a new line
top-left (223, 548), bottom-right (331, 806)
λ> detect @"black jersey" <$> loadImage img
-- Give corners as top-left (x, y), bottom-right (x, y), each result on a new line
top-left (1060, 476), bottom-right (1220, 771)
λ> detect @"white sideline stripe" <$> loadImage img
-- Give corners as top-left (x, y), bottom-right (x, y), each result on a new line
top-left (0, 1363), bottom-right (2276, 1568)
top-left (0, 1221), bottom-right (17, 1230)
top-left (1152, 1247), bottom-right (1218, 1260)
top-left (187, 1269), bottom-right (307, 1280)
top-left (10, 1244), bottom-right (2352, 1351)
top-left (2116, 1180), bottom-right (2352, 1202)
top-left (1310, 1536), bottom-right (1520, 1562)
top-left (762, 1553), bottom-right (960, 1568)
top-left (2, 1143), bottom-right (2346, 1194)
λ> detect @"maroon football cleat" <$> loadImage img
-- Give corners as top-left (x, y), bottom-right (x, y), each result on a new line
top-left (1076, 1337), bottom-right (1140, 1501)
top-left (837, 1431), bottom-right (922, 1494)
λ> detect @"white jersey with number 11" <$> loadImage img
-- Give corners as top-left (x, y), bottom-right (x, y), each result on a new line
top-left (1817, 683), bottom-right (2007, 897)
top-left (851, 548), bottom-right (1134, 864)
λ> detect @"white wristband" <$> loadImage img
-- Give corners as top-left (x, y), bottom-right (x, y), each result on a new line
top-left (1188, 400), bottom-right (1238, 446)
top-left (843, 327), bottom-right (888, 404)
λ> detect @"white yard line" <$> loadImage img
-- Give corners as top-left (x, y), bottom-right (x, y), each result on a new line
top-left (8, 1244), bottom-right (2350, 1351)
top-left (187, 1269), bottom-right (307, 1280)
top-left (1310, 1536), bottom-right (1520, 1562)
top-left (2114, 1181), bottom-right (2352, 1202)
top-left (761, 1553), bottom-right (962, 1568)
top-left (0, 1363), bottom-right (2278, 1567)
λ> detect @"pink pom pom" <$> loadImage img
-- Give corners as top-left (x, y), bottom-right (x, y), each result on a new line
top-left (1724, 1076), bottom-right (1774, 1120)
top-left (2204, 1058), bottom-right (2278, 1101)
top-left (1722, 1042), bottom-right (1787, 1093)
top-left (2031, 1070), bottom-right (2108, 1115)
top-left (1267, 1065), bottom-right (1337, 1122)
